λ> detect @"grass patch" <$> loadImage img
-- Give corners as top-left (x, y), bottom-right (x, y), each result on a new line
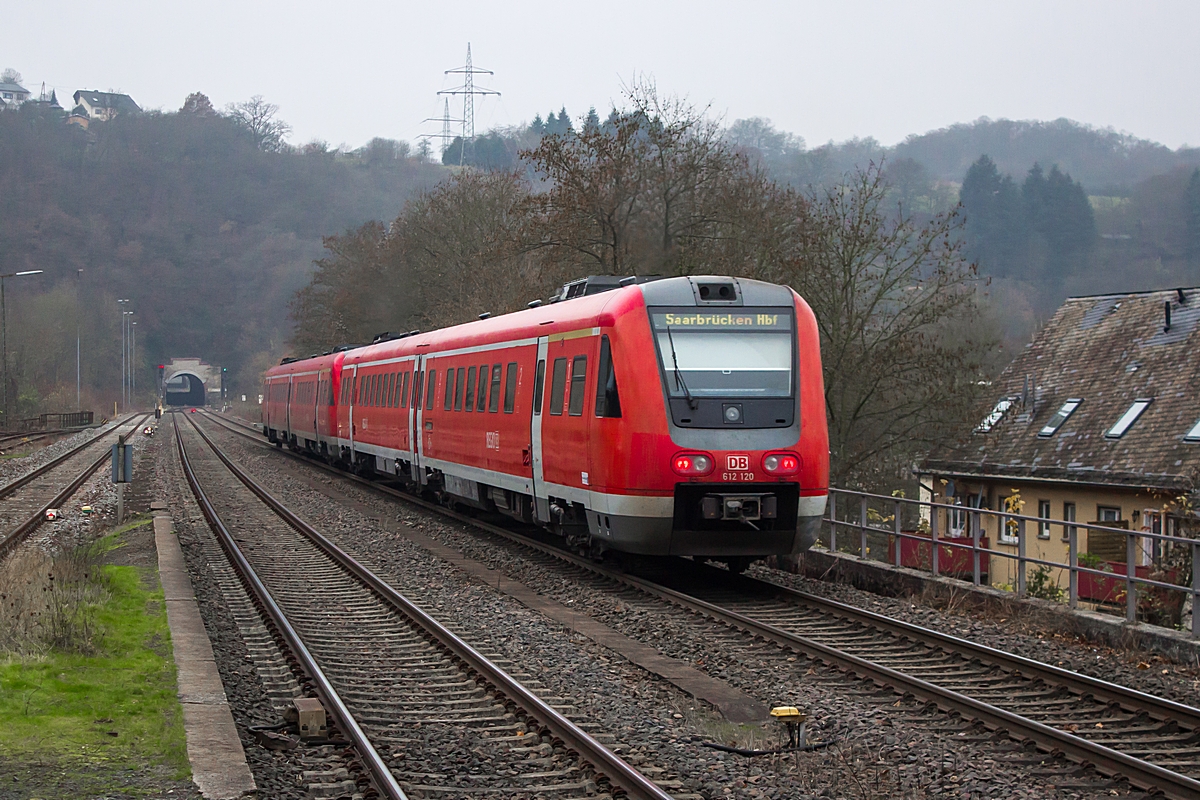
top-left (0, 532), bottom-right (189, 788)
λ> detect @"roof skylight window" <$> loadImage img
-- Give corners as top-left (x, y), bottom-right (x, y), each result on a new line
top-left (1105, 399), bottom-right (1151, 439)
top-left (1038, 399), bottom-right (1082, 437)
top-left (975, 397), bottom-right (1015, 433)
top-left (1183, 417), bottom-right (1200, 443)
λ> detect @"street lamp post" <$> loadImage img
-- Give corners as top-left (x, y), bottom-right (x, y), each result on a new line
top-left (1, 270), bottom-right (45, 427)
top-left (117, 300), bottom-right (130, 411)
top-left (131, 321), bottom-right (136, 409)
top-left (76, 269), bottom-right (83, 411)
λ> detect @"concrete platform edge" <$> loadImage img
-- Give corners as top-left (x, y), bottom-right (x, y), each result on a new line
top-left (154, 507), bottom-right (257, 798)
top-left (793, 548), bottom-right (1200, 665)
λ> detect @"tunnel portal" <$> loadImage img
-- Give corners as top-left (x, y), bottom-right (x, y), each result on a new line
top-left (164, 372), bottom-right (206, 406)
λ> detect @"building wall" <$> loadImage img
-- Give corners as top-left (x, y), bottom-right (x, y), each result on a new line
top-left (925, 477), bottom-right (1179, 589)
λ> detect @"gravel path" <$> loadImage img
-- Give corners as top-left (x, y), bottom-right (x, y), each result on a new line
top-left (195, 417), bottom-right (1153, 799)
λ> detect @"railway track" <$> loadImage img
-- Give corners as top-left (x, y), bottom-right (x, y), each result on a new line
top-left (0, 414), bottom-right (149, 559)
top-left (174, 412), bottom-right (679, 800)
top-left (200, 409), bottom-right (1200, 799)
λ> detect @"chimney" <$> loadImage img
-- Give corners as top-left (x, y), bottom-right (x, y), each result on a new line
top-left (1177, 288), bottom-right (1188, 306)
top-left (1164, 300), bottom-right (1172, 333)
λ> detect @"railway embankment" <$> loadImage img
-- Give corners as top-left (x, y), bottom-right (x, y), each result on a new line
top-left (0, 518), bottom-right (196, 799)
top-left (789, 548), bottom-right (1200, 667)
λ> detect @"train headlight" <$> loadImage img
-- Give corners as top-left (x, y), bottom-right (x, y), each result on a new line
top-left (762, 452), bottom-right (801, 476)
top-left (672, 452), bottom-right (714, 476)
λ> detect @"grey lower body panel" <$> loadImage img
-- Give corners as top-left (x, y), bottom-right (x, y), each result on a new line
top-left (591, 512), bottom-right (819, 557)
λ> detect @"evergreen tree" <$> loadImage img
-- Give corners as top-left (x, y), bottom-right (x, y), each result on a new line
top-left (584, 107), bottom-right (600, 132)
top-left (960, 155), bottom-right (1025, 277)
top-left (1186, 168), bottom-right (1200, 265)
top-left (1023, 163), bottom-right (1094, 277)
top-left (530, 114), bottom-right (545, 135)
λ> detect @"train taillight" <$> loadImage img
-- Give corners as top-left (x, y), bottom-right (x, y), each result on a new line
top-left (672, 452), bottom-right (714, 476)
top-left (762, 452), bottom-right (801, 476)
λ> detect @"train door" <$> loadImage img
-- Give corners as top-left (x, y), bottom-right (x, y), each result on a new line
top-left (530, 338), bottom-right (549, 522)
top-left (286, 377), bottom-right (293, 438)
top-left (348, 365), bottom-right (357, 459)
top-left (411, 356), bottom-right (424, 483)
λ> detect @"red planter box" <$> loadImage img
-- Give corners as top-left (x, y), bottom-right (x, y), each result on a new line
top-left (889, 533), bottom-right (989, 582)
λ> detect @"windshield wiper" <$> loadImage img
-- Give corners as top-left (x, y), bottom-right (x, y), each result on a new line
top-left (665, 326), bottom-right (698, 410)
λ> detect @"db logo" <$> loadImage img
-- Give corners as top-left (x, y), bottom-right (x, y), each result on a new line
top-left (726, 454), bottom-right (750, 471)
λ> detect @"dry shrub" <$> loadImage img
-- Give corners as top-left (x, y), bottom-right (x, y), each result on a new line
top-left (0, 544), bottom-right (108, 656)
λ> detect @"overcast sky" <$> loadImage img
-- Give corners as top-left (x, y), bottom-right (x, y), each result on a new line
top-left (8, 1), bottom-right (1198, 151)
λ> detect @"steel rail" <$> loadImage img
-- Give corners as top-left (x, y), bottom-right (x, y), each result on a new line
top-left (0, 415), bottom-right (149, 560)
top-left (183, 413), bottom-right (674, 800)
top-left (0, 429), bottom-right (64, 447)
top-left (199, 410), bottom-right (1200, 799)
top-left (0, 416), bottom-right (134, 501)
top-left (174, 415), bottom-right (409, 800)
top-left (729, 573), bottom-right (1200, 730)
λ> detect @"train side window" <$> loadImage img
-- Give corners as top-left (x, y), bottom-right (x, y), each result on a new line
top-left (533, 360), bottom-right (546, 415)
top-left (454, 367), bottom-right (465, 411)
top-left (595, 335), bottom-right (622, 418)
top-left (504, 362), bottom-right (518, 413)
top-left (444, 367), bottom-right (454, 410)
top-left (385, 373), bottom-right (394, 407)
top-left (549, 358), bottom-right (567, 416)
top-left (414, 370), bottom-right (423, 409)
top-left (464, 367), bottom-right (476, 412)
top-left (352, 375), bottom-right (359, 404)
top-left (476, 364), bottom-right (489, 411)
top-left (422, 370), bottom-right (433, 410)
top-left (367, 374), bottom-right (375, 406)
top-left (400, 372), bottom-right (408, 408)
top-left (489, 365), bottom-right (502, 412)
top-left (568, 356), bottom-right (587, 416)
top-left (373, 374), bottom-right (380, 406)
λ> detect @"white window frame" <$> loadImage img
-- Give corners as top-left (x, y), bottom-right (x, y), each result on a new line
top-left (1039, 399), bottom-right (1082, 437)
top-left (1105, 399), bottom-right (1151, 439)
top-left (1184, 417), bottom-right (1200, 443)
top-left (976, 397), bottom-right (1015, 433)
top-left (1037, 500), bottom-right (1051, 539)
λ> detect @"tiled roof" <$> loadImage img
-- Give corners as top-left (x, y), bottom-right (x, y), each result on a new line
top-left (0, 82), bottom-right (30, 95)
top-left (922, 287), bottom-right (1200, 492)
top-left (72, 89), bottom-right (140, 114)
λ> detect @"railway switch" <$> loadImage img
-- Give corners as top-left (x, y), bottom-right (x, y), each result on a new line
top-left (294, 697), bottom-right (328, 739)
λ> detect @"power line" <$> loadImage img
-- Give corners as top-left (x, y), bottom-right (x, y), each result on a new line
top-left (437, 43), bottom-right (499, 166)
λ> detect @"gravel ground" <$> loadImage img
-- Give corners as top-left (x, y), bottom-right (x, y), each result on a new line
top-left (0, 421), bottom-right (117, 486)
top-left (750, 564), bottom-right (1200, 706)
top-left (151, 424), bottom-right (369, 800)
top-left (194, 417), bottom-right (1151, 799)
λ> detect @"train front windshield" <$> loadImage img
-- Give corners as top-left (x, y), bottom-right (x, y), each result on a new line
top-left (650, 309), bottom-right (794, 398)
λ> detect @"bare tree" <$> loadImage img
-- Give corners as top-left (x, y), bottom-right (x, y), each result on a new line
top-left (225, 95), bottom-right (291, 152)
top-left (1, 68), bottom-right (22, 86)
top-left (767, 163), bottom-right (995, 487)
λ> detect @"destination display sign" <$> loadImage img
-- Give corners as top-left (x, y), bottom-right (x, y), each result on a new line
top-left (650, 309), bottom-right (792, 331)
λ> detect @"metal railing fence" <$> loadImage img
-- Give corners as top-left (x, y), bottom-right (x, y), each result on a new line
top-left (824, 488), bottom-right (1198, 638)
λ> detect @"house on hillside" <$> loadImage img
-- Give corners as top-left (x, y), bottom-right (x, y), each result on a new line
top-left (918, 287), bottom-right (1200, 589)
top-left (72, 89), bottom-right (140, 121)
top-left (0, 80), bottom-right (31, 109)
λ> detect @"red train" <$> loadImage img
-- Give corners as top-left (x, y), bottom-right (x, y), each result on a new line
top-left (262, 275), bottom-right (828, 569)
